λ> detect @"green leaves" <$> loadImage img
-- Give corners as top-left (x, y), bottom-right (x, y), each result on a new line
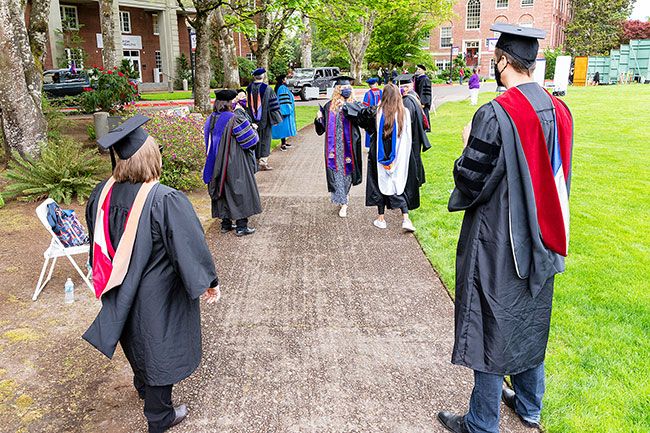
top-left (565, 0), bottom-right (634, 56)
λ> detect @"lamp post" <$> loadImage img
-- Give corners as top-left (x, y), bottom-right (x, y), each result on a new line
top-left (448, 38), bottom-right (454, 84)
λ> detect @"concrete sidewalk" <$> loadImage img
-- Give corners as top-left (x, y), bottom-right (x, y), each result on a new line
top-left (166, 124), bottom-right (531, 433)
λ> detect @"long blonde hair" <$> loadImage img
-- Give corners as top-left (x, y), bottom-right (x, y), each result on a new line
top-left (113, 136), bottom-right (161, 183)
top-left (329, 85), bottom-right (354, 113)
top-left (379, 83), bottom-right (405, 137)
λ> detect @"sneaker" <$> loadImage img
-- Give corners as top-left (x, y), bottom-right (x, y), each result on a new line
top-left (284, 142), bottom-right (293, 148)
top-left (235, 227), bottom-right (256, 237)
top-left (220, 224), bottom-right (236, 233)
top-left (259, 164), bottom-right (274, 171)
top-left (402, 218), bottom-right (416, 233)
top-left (373, 219), bottom-right (387, 229)
top-left (338, 205), bottom-right (348, 218)
top-left (280, 145), bottom-right (287, 151)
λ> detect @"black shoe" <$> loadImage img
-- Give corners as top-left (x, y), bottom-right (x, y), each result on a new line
top-left (280, 145), bottom-right (287, 151)
top-left (502, 388), bottom-right (542, 429)
top-left (284, 142), bottom-right (292, 148)
top-left (235, 227), bottom-right (256, 237)
top-left (220, 224), bottom-right (236, 233)
top-left (437, 412), bottom-right (470, 433)
top-left (168, 404), bottom-right (188, 428)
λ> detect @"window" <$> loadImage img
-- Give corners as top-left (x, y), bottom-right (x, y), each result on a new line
top-left (245, 53), bottom-right (256, 61)
top-left (518, 14), bottom-right (534, 27)
top-left (489, 58), bottom-right (496, 77)
top-left (440, 27), bottom-right (452, 48)
top-left (60, 5), bottom-right (79, 30)
top-left (496, 0), bottom-right (508, 8)
top-left (436, 60), bottom-right (450, 70)
top-left (64, 48), bottom-right (84, 69)
top-left (521, 0), bottom-right (533, 6)
top-left (466, 0), bottom-right (481, 30)
top-left (152, 14), bottom-right (160, 35)
top-left (120, 11), bottom-right (131, 34)
top-left (155, 51), bottom-right (162, 71)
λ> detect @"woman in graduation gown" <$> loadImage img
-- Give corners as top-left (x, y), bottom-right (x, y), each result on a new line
top-left (84, 115), bottom-right (220, 433)
top-left (361, 83), bottom-right (418, 232)
top-left (204, 89), bottom-right (262, 236)
top-left (271, 74), bottom-right (297, 151)
top-left (314, 76), bottom-right (364, 218)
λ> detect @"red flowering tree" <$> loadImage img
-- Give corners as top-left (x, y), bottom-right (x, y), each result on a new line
top-left (80, 67), bottom-right (139, 114)
top-left (621, 20), bottom-right (650, 44)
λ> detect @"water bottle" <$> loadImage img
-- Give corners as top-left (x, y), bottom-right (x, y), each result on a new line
top-left (64, 278), bottom-right (75, 304)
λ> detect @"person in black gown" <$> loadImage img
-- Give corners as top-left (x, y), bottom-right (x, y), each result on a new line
top-left (84, 115), bottom-right (221, 433)
top-left (413, 64), bottom-right (432, 132)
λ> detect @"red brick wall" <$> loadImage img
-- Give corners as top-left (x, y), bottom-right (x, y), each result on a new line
top-left (178, 15), bottom-right (191, 60)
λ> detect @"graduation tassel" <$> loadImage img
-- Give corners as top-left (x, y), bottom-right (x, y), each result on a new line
top-left (110, 148), bottom-right (116, 171)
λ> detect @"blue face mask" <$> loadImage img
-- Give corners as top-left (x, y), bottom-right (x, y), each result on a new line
top-left (341, 88), bottom-right (352, 98)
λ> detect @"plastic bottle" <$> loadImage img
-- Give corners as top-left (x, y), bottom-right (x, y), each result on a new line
top-left (64, 278), bottom-right (75, 304)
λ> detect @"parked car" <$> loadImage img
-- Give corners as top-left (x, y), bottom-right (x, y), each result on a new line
top-left (287, 67), bottom-right (341, 101)
top-left (43, 69), bottom-right (90, 98)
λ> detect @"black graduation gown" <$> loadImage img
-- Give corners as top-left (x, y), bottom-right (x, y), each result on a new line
top-left (84, 181), bottom-right (218, 386)
top-left (414, 74), bottom-right (432, 131)
top-left (208, 111), bottom-right (263, 221)
top-left (247, 82), bottom-right (282, 159)
top-left (314, 101), bottom-right (364, 191)
top-left (403, 91), bottom-right (431, 186)
top-left (448, 83), bottom-right (563, 375)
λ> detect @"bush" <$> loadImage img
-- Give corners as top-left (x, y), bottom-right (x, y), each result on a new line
top-left (174, 54), bottom-right (193, 90)
top-left (143, 112), bottom-right (206, 191)
top-left (543, 47), bottom-right (564, 80)
top-left (238, 57), bottom-right (256, 86)
top-left (2, 137), bottom-right (106, 204)
top-left (80, 67), bottom-right (139, 114)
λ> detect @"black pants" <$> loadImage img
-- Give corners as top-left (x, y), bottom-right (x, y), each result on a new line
top-left (134, 375), bottom-right (175, 433)
top-left (377, 194), bottom-right (408, 215)
top-left (281, 138), bottom-right (287, 145)
top-left (221, 218), bottom-right (248, 230)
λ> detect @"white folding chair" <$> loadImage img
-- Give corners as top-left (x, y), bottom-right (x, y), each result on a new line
top-left (431, 95), bottom-right (438, 116)
top-left (33, 198), bottom-right (93, 301)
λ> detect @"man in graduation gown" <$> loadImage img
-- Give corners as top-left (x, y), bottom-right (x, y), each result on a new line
top-left (413, 64), bottom-right (432, 132)
top-left (397, 74), bottom-right (431, 188)
top-left (84, 116), bottom-right (220, 433)
top-left (246, 67), bottom-right (282, 171)
top-left (362, 77), bottom-right (382, 150)
top-left (204, 89), bottom-right (262, 236)
top-left (437, 24), bottom-right (573, 433)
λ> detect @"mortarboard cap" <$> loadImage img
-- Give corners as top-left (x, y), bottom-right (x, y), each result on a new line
top-left (252, 67), bottom-right (266, 76)
top-left (396, 73), bottom-right (414, 84)
top-left (491, 23), bottom-right (546, 68)
top-left (97, 115), bottom-right (151, 160)
top-left (366, 77), bottom-right (379, 85)
top-left (416, 64), bottom-right (427, 71)
top-left (332, 75), bottom-right (354, 86)
top-left (215, 89), bottom-right (238, 101)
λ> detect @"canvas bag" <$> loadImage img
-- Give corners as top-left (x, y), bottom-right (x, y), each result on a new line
top-left (46, 201), bottom-right (89, 247)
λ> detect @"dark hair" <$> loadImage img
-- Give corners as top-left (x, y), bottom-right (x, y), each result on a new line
top-left (494, 48), bottom-right (535, 75)
top-left (472, 68), bottom-right (477, 74)
top-left (379, 83), bottom-right (405, 137)
top-left (274, 75), bottom-right (287, 92)
top-left (213, 99), bottom-right (233, 113)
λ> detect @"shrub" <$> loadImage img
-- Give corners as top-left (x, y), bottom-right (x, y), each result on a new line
top-left (143, 112), bottom-right (206, 191)
top-left (80, 67), bottom-right (139, 114)
top-left (2, 137), bottom-right (106, 204)
top-left (238, 56), bottom-right (256, 86)
top-left (174, 54), bottom-right (193, 90)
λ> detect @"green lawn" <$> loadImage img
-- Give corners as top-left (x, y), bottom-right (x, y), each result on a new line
top-left (411, 84), bottom-right (650, 432)
top-left (140, 91), bottom-right (198, 101)
top-left (271, 105), bottom-right (318, 150)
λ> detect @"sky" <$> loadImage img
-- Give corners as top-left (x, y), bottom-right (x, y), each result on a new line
top-left (630, 0), bottom-right (650, 20)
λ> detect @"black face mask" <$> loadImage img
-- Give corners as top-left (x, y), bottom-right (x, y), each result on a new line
top-left (494, 60), bottom-right (508, 87)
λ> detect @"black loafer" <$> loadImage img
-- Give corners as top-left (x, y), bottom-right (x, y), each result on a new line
top-left (220, 224), bottom-right (237, 233)
top-left (502, 388), bottom-right (542, 429)
top-left (235, 227), bottom-right (256, 237)
top-left (169, 404), bottom-right (188, 428)
top-left (437, 412), bottom-right (470, 433)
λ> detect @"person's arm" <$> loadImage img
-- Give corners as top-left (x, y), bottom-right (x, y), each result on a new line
top-left (232, 113), bottom-right (259, 149)
top-left (343, 101), bottom-right (376, 132)
top-left (266, 87), bottom-right (283, 126)
top-left (277, 87), bottom-right (293, 117)
top-left (315, 104), bottom-right (327, 136)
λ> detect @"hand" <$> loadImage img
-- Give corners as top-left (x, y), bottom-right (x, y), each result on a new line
top-left (252, 124), bottom-right (258, 130)
top-left (462, 122), bottom-right (472, 148)
top-left (203, 286), bottom-right (221, 304)
top-left (316, 110), bottom-right (323, 120)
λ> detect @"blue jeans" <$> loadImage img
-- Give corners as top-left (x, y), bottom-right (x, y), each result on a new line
top-left (465, 363), bottom-right (545, 433)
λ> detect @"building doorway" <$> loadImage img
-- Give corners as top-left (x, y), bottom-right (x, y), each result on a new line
top-left (464, 40), bottom-right (480, 67)
top-left (122, 50), bottom-right (142, 81)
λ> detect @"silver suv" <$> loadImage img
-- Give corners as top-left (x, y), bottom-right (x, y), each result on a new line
top-left (287, 67), bottom-right (341, 100)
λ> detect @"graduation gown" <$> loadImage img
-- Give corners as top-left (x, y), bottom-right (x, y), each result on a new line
top-left (247, 82), bottom-right (282, 159)
top-left (314, 101), bottom-right (364, 192)
top-left (403, 91), bottom-right (431, 186)
top-left (362, 88), bottom-right (382, 148)
top-left (414, 74), bottom-right (432, 131)
top-left (448, 83), bottom-right (573, 375)
top-left (271, 84), bottom-right (297, 139)
top-left (205, 110), bottom-right (262, 221)
top-left (84, 181), bottom-right (218, 386)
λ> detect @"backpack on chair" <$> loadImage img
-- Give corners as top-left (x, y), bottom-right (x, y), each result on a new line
top-left (46, 201), bottom-right (89, 247)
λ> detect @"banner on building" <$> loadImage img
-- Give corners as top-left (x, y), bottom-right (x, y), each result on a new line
top-left (96, 34), bottom-right (143, 50)
top-left (486, 38), bottom-right (498, 52)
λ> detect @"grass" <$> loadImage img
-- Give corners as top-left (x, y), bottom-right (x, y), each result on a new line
top-left (411, 84), bottom-right (650, 433)
top-left (140, 91), bottom-right (200, 101)
top-left (271, 105), bottom-right (318, 150)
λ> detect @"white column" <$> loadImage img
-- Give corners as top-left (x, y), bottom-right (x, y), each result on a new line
top-left (158, 0), bottom-right (182, 89)
top-left (48, 0), bottom-right (63, 67)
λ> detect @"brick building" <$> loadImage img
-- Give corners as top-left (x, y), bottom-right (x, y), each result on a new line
top-left (427, 0), bottom-right (572, 77)
top-left (42, 0), bottom-right (253, 89)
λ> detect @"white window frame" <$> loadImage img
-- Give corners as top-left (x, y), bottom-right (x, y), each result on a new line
top-left (436, 59), bottom-right (450, 71)
top-left (64, 47), bottom-right (84, 69)
top-left (496, 0), bottom-right (508, 8)
top-left (120, 11), bottom-right (132, 34)
top-left (246, 53), bottom-right (256, 61)
top-left (440, 26), bottom-right (452, 48)
top-left (155, 50), bottom-right (162, 71)
top-left (60, 5), bottom-right (79, 31)
top-left (152, 13), bottom-right (160, 35)
top-left (466, 0), bottom-right (481, 30)
top-left (521, 0), bottom-right (534, 7)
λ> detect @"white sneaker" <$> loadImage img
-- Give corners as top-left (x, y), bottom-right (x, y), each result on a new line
top-left (338, 205), bottom-right (348, 218)
top-left (373, 219), bottom-right (387, 229)
top-left (402, 218), bottom-right (416, 233)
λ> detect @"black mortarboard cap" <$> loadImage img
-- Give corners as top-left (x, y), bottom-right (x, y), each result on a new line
top-left (215, 89), bottom-right (238, 101)
top-left (396, 73), bottom-right (414, 84)
top-left (416, 64), bottom-right (427, 71)
top-left (97, 115), bottom-right (150, 160)
top-left (252, 67), bottom-right (266, 76)
top-left (491, 24), bottom-right (546, 68)
top-left (332, 75), bottom-right (354, 86)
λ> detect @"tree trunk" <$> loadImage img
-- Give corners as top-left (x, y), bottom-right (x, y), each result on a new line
top-left (300, 15), bottom-right (312, 68)
top-left (28, 0), bottom-right (50, 94)
top-left (214, 6), bottom-right (240, 88)
top-left (344, 12), bottom-right (376, 85)
top-left (0, 0), bottom-right (47, 157)
top-left (99, 0), bottom-right (121, 69)
top-left (194, 11), bottom-right (213, 112)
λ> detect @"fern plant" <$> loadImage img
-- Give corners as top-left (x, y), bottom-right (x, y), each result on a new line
top-left (3, 138), bottom-right (106, 204)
